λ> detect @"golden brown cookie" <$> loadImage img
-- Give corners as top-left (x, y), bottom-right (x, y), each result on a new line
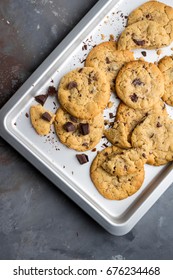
top-left (128, 1), bottom-right (173, 41)
top-left (118, 20), bottom-right (170, 50)
top-left (54, 107), bottom-right (104, 151)
top-left (116, 60), bottom-right (164, 110)
top-left (158, 55), bottom-right (173, 106)
top-left (58, 67), bottom-right (110, 120)
top-left (30, 104), bottom-right (55, 136)
top-left (85, 41), bottom-right (134, 91)
top-left (90, 146), bottom-right (145, 200)
top-left (104, 100), bottom-right (167, 148)
top-left (131, 114), bottom-right (173, 166)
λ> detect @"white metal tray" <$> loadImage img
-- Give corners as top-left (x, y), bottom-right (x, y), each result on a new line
top-left (0, 0), bottom-right (173, 235)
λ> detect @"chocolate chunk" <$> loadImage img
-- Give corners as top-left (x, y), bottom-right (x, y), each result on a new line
top-left (93, 74), bottom-right (98, 81)
top-left (82, 142), bottom-right (88, 147)
top-left (78, 68), bottom-right (83, 73)
top-left (142, 153), bottom-right (146, 158)
top-left (104, 152), bottom-right (108, 156)
top-left (35, 94), bottom-right (48, 106)
top-left (47, 86), bottom-right (56, 96)
top-left (63, 122), bottom-right (76, 132)
top-left (88, 78), bottom-right (92, 84)
top-left (92, 148), bottom-right (97, 152)
top-left (25, 113), bottom-right (29, 118)
top-left (141, 51), bottom-right (147, 57)
top-left (41, 112), bottom-right (52, 122)
top-left (70, 115), bottom-right (78, 123)
top-left (132, 38), bottom-right (146, 46)
top-left (130, 93), bottom-right (138, 102)
top-left (109, 113), bottom-right (114, 118)
top-left (106, 57), bottom-right (111, 64)
top-left (76, 154), bottom-right (89, 164)
top-left (156, 122), bottom-right (162, 128)
top-left (132, 78), bottom-right (144, 86)
top-left (67, 81), bottom-right (77, 90)
top-left (79, 123), bottom-right (90, 135)
top-left (146, 14), bottom-right (152, 19)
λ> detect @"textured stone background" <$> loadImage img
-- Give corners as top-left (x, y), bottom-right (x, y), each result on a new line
top-left (0, 0), bottom-right (173, 260)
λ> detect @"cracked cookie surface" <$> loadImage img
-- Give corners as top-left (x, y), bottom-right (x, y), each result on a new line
top-left (54, 107), bottom-right (104, 151)
top-left (58, 67), bottom-right (110, 120)
top-left (158, 55), bottom-right (173, 106)
top-left (128, 1), bottom-right (173, 41)
top-left (30, 104), bottom-right (55, 136)
top-left (104, 100), bottom-right (167, 148)
top-left (116, 60), bottom-right (164, 110)
top-left (131, 114), bottom-right (173, 166)
top-left (101, 148), bottom-right (148, 176)
top-left (118, 20), bottom-right (170, 50)
top-left (85, 41), bottom-right (134, 91)
top-left (90, 146), bottom-right (145, 200)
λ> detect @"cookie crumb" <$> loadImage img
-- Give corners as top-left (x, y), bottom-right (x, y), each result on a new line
top-left (101, 34), bottom-right (105, 40)
top-left (109, 34), bottom-right (115, 41)
top-left (157, 49), bottom-right (162, 55)
top-left (107, 101), bottom-right (113, 108)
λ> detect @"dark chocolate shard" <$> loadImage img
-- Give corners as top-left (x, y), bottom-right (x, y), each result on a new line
top-left (141, 51), bottom-right (147, 57)
top-left (79, 123), bottom-right (90, 135)
top-left (35, 94), bottom-right (48, 106)
top-left (78, 68), bottom-right (83, 73)
top-left (142, 153), bottom-right (146, 158)
top-left (130, 93), bottom-right (138, 102)
top-left (109, 113), bottom-right (114, 119)
top-left (76, 154), bottom-right (89, 164)
top-left (63, 122), bottom-right (76, 132)
top-left (106, 57), bottom-right (111, 64)
top-left (67, 81), bottom-right (77, 90)
top-left (132, 38), bottom-right (146, 46)
top-left (132, 78), bottom-right (144, 86)
top-left (82, 142), bottom-right (89, 147)
top-left (42, 112), bottom-right (52, 122)
top-left (47, 86), bottom-right (56, 96)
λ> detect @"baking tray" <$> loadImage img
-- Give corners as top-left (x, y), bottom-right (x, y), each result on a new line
top-left (0, 0), bottom-right (173, 236)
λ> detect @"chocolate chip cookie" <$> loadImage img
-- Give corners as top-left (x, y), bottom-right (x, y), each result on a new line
top-left (90, 146), bottom-right (145, 200)
top-left (131, 114), bottom-right (173, 166)
top-left (30, 104), bottom-right (55, 136)
top-left (58, 67), bottom-right (110, 120)
top-left (128, 1), bottom-right (173, 41)
top-left (54, 107), bottom-right (104, 151)
top-left (116, 60), bottom-right (164, 110)
top-left (118, 20), bottom-right (170, 50)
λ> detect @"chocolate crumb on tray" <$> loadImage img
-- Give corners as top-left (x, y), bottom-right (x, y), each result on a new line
top-left (35, 94), bottom-right (48, 106)
top-left (76, 154), bottom-right (89, 164)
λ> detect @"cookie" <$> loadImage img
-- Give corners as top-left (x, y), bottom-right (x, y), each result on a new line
top-left (128, 1), bottom-right (173, 41)
top-left (85, 41), bottom-right (134, 91)
top-left (101, 147), bottom-right (148, 176)
top-left (104, 100), bottom-right (167, 148)
top-left (117, 20), bottom-right (170, 50)
top-left (116, 60), bottom-right (164, 110)
top-left (90, 146), bottom-right (145, 200)
top-left (58, 67), bottom-right (110, 120)
top-left (30, 104), bottom-right (55, 136)
top-left (131, 114), bottom-right (173, 166)
top-left (54, 107), bottom-right (104, 151)
top-left (158, 56), bottom-right (173, 106)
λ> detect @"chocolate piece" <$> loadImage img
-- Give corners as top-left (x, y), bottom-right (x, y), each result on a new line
top-left (132, 38), bottom-right (146, 46)
top-left (156, 122), bottom-right (162, 128)
top-left (76, 154), bottom-right (89, 164)
top-left (41, 112), bottom-right (52, 122)
top-left (67, 81), bottom-right (77, 90)
top-left (79, 123), bottom-right (90, 135)
top-left (70, 115), bottom-right (78, 123)
top-left (142, 153), bottom-right (146, 158)
top-left (141, 51), bottom-right (147, 57)
top-left (47, 86), bottom-right (56, 96)
top-left (35, 94), bottom-right (48, 106)
top-left (130, 93), bottom-right (138, 102)
top-left (109, 113), bottom-right (114, 119)
top-left (78, 68), bottom-right (83, 73)
top-left (92, 148), bottom-right (97, 152)
top-left (132, 78), bottom-right (144, 86)
top-left (106, 57), bottom-right (111, 64)
top-left (82, 142), bottom-right (89, 147)
top-left (25, 113), bottom-right (29, 118)
top-left (88, 78), bottom-right (92, 84)
top-left (63, 122), bottom-right (76, 132)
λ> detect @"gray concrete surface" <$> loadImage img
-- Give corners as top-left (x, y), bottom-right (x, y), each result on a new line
top-left (0, 0), bottom-right (173, 260)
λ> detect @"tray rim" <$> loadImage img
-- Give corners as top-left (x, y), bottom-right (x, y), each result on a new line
top-left (0, 0), bottom-right (173, 236)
